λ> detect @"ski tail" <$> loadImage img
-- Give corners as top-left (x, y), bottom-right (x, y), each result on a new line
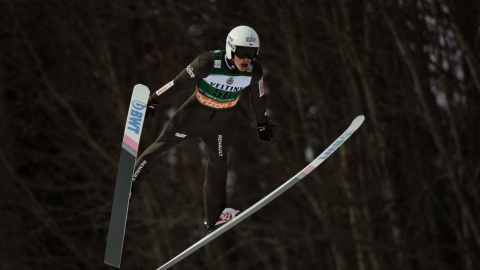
top-left (104, 84), bottom-right (150, 268)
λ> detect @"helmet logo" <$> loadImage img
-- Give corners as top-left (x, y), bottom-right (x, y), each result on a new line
top-left (246, 36), bottom-right (256, 43)
top-left (227, 39), bottom-right (236, 50)
top-left (226, 77), bottom-right (234, 85)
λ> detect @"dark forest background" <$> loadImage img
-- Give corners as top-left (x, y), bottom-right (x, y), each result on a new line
top-left (1, 0), bottom-right (479, 269)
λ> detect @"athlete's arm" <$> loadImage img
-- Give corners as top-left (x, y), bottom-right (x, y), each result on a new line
top-left (247, 62), bottom-right (268, 124)
top-left (150, 52), bottom-right (214, 102)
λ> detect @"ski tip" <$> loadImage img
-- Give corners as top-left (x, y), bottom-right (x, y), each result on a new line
top-left (356, 115), bottom-right (365, 121)
top-left (350, 115), bottom-right (365, 129)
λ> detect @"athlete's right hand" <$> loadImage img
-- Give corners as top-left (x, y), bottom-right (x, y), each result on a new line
top-left (146, 97), bottom-right (159, 118)
top-left (257, 118), bottom-right (279, 142)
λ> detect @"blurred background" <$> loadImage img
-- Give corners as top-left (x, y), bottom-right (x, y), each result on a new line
top-left (1, 0), bottom-right (479, 269)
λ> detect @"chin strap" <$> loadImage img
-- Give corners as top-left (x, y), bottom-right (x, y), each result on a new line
top-left (224, 54), bottom-right (237, 72)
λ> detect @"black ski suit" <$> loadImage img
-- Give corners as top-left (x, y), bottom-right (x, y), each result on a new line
top-left (131, 50), bottom-right (268, 227)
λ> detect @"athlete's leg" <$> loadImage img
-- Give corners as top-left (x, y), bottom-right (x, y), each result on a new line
top-left (131, 129), bottom-right (185, 194)
top-left (202, 110), bottom-right (236, 227)
top-left (131, 97), bottom-right (205, 194)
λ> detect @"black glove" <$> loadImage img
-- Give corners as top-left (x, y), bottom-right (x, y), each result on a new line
top-left (257, 119), bottom-right (279, 142)
top-left (145, 97), bottom-right (159, 118)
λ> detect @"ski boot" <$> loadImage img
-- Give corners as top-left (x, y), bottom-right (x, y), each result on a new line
top-left (205, 208), bottom-right (240, 234)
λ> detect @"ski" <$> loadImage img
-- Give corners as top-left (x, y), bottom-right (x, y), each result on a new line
top-left (105, 84), bottom-right (150, 268)
top-left (155, 115), bottom-right (365, 270)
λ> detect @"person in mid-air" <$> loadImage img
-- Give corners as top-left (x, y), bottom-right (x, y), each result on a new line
top-left (131, 25), bottom-right (277, 233)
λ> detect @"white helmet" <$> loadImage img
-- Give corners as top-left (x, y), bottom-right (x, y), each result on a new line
top-left (226, 25), bottom-right (260, 60)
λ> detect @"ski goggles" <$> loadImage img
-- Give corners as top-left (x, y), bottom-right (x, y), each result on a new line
top-left (234, 46), bottom-right (259, 59)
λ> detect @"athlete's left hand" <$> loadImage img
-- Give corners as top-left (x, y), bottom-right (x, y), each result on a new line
top-left (257, 119), bottom-right (279, 142)
top-left (146, 97), bottom-right (159, 118)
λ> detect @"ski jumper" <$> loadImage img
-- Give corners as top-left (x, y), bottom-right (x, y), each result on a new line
top-left (131, 50), bottom-right (267, 227)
